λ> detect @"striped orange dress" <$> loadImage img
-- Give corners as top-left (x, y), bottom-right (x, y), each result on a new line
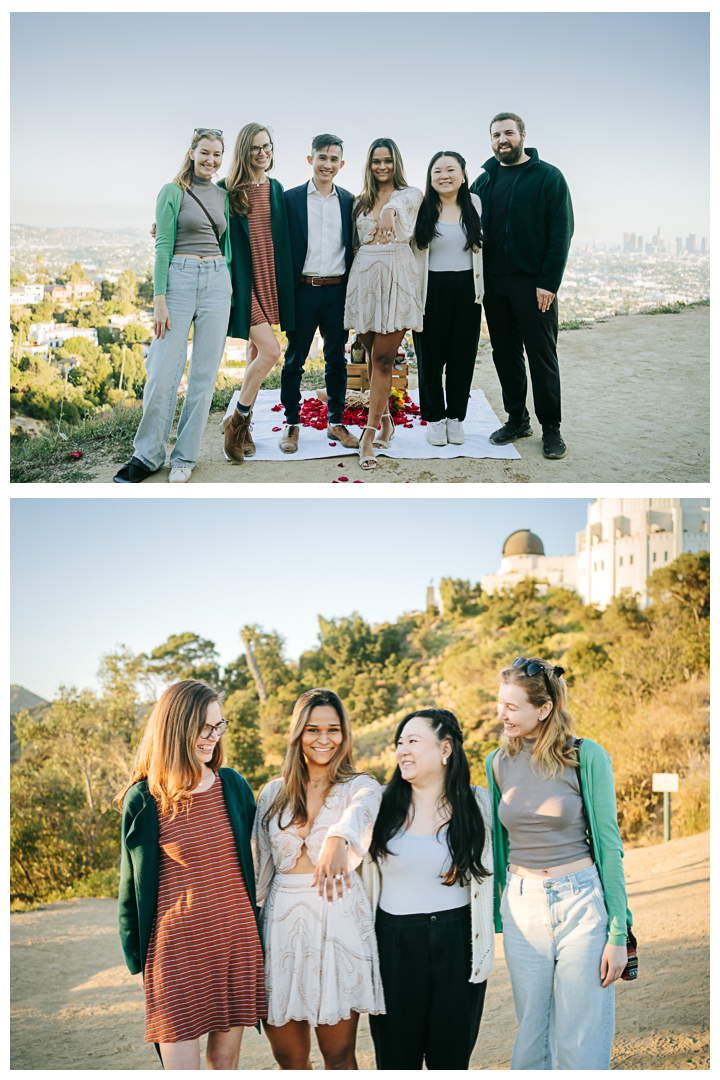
top-left (248, 180), bottom-right (279, 326)
top-left (143, 773), bottom-right (267, 1043)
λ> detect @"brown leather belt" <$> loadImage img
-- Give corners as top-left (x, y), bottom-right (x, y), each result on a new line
top-left (300, 274), bottom-right (345, 286)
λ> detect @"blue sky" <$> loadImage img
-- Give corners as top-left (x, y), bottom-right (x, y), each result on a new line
top-left (11, 497), bottom-right (591, 701)
top-left (11, 12), bottom-right (709, 244)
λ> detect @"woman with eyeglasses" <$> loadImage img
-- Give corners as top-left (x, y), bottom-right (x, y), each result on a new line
top-left (117, 679), bottom-right (266, 1069)
top-left (114, 128), bottom-right (232, 484)
top-left (344, 138), bottom-right (424, 470)
top-left (364, 708), bottom-right (494, 1070)
top-left (486, 657), bottom-right (633, 1069)
top-left (252, 688), bottom-right (384, 1069)
top-left (219, 123), bottom-right (295, 463)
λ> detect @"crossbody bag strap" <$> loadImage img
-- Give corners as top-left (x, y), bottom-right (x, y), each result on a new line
top-left (184, 187), bottom-right (223, 250)
top-left (574, 737), bottom-right (597, 863)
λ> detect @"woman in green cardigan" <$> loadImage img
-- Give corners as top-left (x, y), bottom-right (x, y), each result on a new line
top-left (485, 657), bottom-right (631, 1070)
top-left (219, 123), bottom-right (295, 463)
top-left (117, 679), bottom-right (266, 1069)
top-left (114, 129), bottom-right (233, 484)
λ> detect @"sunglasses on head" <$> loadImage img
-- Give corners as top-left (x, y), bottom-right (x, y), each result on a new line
top-left (194, 128), bottom-right (223, 138)
top-left (512, 657), bottom-right (566, 680)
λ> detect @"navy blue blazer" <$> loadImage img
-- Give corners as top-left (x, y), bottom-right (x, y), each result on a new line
top-left (284, 181), bottom-right (355, 291)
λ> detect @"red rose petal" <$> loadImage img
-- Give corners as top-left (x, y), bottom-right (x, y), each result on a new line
top-left (338, 475), bottom-right (349, 481)
top-left (404, 423), bottom-right (414, 428)
top-left (353, 480), bottom-right (364, 483)
top-left (328, 441), bottom-right (337, 446)
top-left (272, 426), bottom-right (281, 432)
top-left (69, 451), bottom-right (83, 459)
top-left (420, 420), bottom-right (427, 426)
top-left (338, 463), bottom-right (344, 468)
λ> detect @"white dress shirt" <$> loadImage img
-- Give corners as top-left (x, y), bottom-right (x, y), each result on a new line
top-left (302, 179), bottom-right (346, 277)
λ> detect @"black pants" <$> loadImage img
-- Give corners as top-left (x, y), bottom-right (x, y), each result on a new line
top-left (369, 905), bottom-right (487, 1070)
top-left (482, 273), bottom-right (561, 428)
top-left (414, 269), bottom-right (482, 422)
top-left (281, 281), bottom-right (348, 426)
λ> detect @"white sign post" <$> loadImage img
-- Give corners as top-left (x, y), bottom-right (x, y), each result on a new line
top-left (652, 773), bottom-right (679, 842)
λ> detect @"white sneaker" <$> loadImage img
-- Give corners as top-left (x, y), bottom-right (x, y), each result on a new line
top-left (427, 420), bottom-right (448, 446)
top-left (446, 419), bottom-right (465, 444)
top-left (169, 466), bottom-right (193, 483)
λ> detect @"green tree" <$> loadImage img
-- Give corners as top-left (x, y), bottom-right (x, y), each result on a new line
top-left (65, 261), bottom-right (86, 283)
top-left (122, 322), bottom-right (151, 345)
top-left (11, 269), bottom-right (28, 286)
top-left (144, 632), bottom-right (221, 687)
top-left (115, 270), bottom-right (138, 307)
top-left (439, 577), bottom-right (486, 619)
top-left (647, 551), bottom-right (710, 643)
top-left (29, 298), bottom-right (55, 323)
top-left (137, 269), bottom-right (154, 303)
top-left (35, 255), bottom-right (50, 284)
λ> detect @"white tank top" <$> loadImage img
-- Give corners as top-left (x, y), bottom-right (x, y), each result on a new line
top-left (378, 827), bottom-right (470, 915)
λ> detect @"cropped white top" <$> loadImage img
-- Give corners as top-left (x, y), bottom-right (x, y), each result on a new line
top-left (252, 773), bottom-right (382, 906)
top-left (378, 827), bottom-right (470, 914)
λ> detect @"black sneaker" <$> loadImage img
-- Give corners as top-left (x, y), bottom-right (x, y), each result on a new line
top-left (542, 428), bottom-right (567, 459)
top-left (489, 420), bottom-right (533, 445)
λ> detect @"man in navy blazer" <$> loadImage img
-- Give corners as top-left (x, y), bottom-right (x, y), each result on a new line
top-left (280, 134), bottom-right (358, 452)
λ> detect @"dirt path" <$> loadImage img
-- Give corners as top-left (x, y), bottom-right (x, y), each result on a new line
top-left (10, 830), bottom-right (709, 1070)
top-left (87, 306), bottom-right (708, 485)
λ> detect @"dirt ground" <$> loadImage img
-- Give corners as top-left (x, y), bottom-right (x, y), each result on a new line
top-left (10, 830), bottom-right (709, 1070)
top-left (87, 305), bottom-right (709, 485)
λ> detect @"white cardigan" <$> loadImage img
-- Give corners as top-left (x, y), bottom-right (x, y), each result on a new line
top-left (412, 191), bottom-right (484, 307)
top-left (361, 784), bottom-right (495, 984)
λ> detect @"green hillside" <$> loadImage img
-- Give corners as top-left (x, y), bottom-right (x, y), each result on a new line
top-left (10, 553), bottom-right (709, 905)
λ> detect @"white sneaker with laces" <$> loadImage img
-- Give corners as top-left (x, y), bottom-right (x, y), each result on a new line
top-left (169, 466), bottom-right (193, 483)
top-left (446, 418), bottom-right (465, 444)
top-left (427, 420), bottom-right (448, 446)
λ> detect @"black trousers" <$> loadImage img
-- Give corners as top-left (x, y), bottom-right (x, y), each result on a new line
top-left (281, 281), bottom-right (348, 426)
top-left (369, 905), bottom-right (487, 1070)
top-left (482, 273), bottom-right (561, 428)
top-left (414, 269), bottom-right (482, 422)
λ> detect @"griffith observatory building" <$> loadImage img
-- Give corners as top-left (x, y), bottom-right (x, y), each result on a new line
top-left (481, 497), bottom-right (709, 609)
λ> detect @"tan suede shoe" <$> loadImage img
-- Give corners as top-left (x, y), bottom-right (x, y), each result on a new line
top-left (327, 423), bottom-right (360, 449)
top-left (280, 425), bottom-right (300, 453)
top-left (223, 408), bottom-right (251, 463)
top-left (243, 411), bottom-right (256, 457)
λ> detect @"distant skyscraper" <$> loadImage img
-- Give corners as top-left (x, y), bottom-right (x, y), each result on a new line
top-left (636, 236), bottom-right (643, 253)
top-left (686, 233), bottom-right (696, 254)
top-left (675, 237), bottom-right (683, 255)
top-left (645, 242), bottom-right (654, 254)
top-left (701, 237), bottom-right (707, 255)
top-left (623, 232), bottom-right (636, 253)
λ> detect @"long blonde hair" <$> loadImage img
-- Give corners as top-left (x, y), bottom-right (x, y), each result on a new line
top-left (353, 137), bottom-right (409, 220)
top-left (263, 688), bottom-right (359, 829)
top-left (225, 122), bottom-right (274, 217)
top-left (173, 131), bottom-right (225, 192)
top-left (499, 659), bottom-right (578, 778)
top-left (116, 679), bottom-right (225, 819)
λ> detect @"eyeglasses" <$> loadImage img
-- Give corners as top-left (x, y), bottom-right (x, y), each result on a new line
top-left (199, 719), bottom-right (229, 739)
top-left (194, 128), bottom-right (223, 137)
top-left (250, 143), bottom-right (273, 155)
top-left (512, 657), bottom-right (566, 680)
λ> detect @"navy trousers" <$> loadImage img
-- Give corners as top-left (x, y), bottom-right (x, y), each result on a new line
top-left (280, 281), bottom-right (348, 426)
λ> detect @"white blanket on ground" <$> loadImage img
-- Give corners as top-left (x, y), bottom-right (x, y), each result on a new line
top-left (223, 389), bottom-right (521, 461)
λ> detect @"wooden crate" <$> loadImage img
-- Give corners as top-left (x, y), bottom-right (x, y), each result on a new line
top-left (346, 363), bottom-right (408, 391)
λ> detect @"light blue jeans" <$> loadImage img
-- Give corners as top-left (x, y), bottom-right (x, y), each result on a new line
top-left (133, 256), bottom-right (231, 470)
top-left (501, 865), bottom-right (615, 1070)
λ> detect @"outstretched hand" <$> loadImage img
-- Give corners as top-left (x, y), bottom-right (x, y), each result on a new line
top-left (311, 835), bottom-right (351, 902)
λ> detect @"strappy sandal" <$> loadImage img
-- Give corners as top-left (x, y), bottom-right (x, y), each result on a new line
top-left (359, 426), bottom-right (378, 470)
top-left (373, 411), bottom-right (396, 450)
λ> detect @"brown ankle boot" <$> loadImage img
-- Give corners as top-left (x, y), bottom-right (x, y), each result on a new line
top-left (243, 409), bottom-right (256, 457)
top-left (223, 407), bottom-right (251, 463)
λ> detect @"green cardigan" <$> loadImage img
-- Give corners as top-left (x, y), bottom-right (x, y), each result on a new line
top-left (470, 147), bottom-right (574, 295)
top-left (117, 767), bottom-right (260, 977)
top-left (485, 739), bottom-right (632, 946)
top-left (153, 182), bottom-right (232, 297)
top-left (218, 177), bottom-right (295, 339)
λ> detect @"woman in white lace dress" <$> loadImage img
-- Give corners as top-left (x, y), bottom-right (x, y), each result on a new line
top-left (252, 688), bottom-right (384, 1069)
top-left (344, 138), bottom-right (424, 470)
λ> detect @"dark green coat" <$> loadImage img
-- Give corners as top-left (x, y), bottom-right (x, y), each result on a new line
top-left (470, 147), bottom-right (574, 294)
top-left (218, 176), bottom-right (295, 339)
top-left (117, 768), bottom-right (260, 977)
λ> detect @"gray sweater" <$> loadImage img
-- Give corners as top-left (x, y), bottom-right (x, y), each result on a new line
top-left (173, 174), bottom-right (227, 258)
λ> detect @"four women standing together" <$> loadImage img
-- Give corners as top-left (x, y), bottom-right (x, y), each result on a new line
top-left (118, 657), bottom-right (632, 1070)
top-left (115, 124), bottom-right (490, 481)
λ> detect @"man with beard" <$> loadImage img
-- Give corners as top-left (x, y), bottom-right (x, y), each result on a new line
top-left (471, 113), bottom-right (573, 460)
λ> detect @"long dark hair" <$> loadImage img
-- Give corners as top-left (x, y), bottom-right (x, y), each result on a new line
top-left (353, 137), bottom-right (409, 220)
top-left (414, 150), bottom-right (483, 252)
top-left (369, 708), bottom-right (489, 885)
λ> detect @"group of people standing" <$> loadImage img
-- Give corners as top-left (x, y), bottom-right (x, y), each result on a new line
top-left (114, 113), bottom-right (574, 482)
top-left (118, 658), bottom-right (631, 1070)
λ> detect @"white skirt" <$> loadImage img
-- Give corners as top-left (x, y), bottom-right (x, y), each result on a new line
top-left (261, 872), bottom-right (385, 1027)
top-left (344, 242), bottom-right (424, 335)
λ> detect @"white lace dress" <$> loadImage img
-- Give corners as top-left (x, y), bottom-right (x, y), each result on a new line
top-left (344, 186), bottom-right (424, 334)
top-left (252, 774), bottom-right (386, 1027)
